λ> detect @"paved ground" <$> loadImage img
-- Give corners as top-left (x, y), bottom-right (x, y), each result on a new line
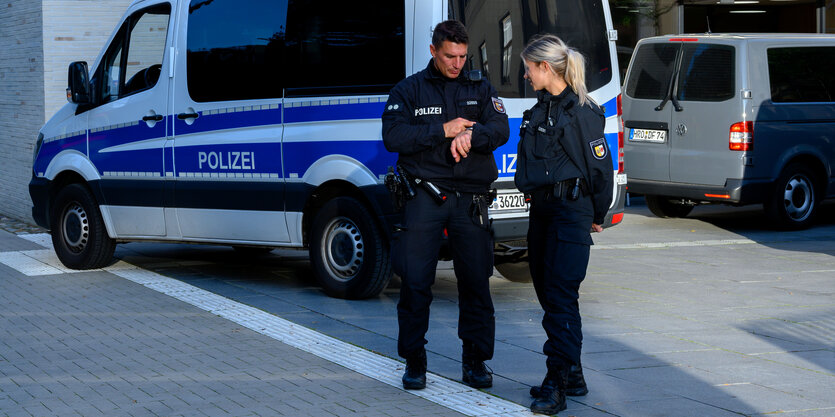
top-left (1, 199), bottom-right (834, 416)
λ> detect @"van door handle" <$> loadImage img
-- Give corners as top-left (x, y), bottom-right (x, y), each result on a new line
top-left (142, 114), bottom-right (163, 122)
top-left (177, 112), bottom-right (200, 120)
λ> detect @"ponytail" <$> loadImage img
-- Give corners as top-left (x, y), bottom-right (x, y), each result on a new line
top-left (520, 34), bottom-right (591, 106)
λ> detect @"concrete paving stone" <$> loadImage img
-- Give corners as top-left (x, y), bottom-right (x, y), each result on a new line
top-left (751, 349), bottom-right (835, 374)
top-left (591, 396), bottom-right (743, 417)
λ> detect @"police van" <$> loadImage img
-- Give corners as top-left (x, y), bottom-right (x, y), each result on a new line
top-left (29, 0), bottom-right (626, 299)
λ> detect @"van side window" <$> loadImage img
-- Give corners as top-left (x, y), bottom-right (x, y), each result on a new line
top-left (768, 47), bottom-right (835, 103)
top-left (95, 3), bottom-right (171, 104)
top-left (187, 0), bottom-right (290, 102)
top-left (186, 0), bottom-right (405, 101)
top-left (624, 43), bottom-right (679, 100)
top-left (283, 0), bottom-right (405, 97)
top-left (676, 44), bottom-right (734, 102)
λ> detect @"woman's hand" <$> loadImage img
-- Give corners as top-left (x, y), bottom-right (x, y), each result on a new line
top-left (591, 223), bottom-right (603, 233)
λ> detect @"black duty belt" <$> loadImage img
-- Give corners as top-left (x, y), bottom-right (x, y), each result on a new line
top-left (529, 178), bottom-right (589, 201)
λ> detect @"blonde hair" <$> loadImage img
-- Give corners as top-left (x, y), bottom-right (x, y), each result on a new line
top-left (520, 34), bottom-right (590, 106)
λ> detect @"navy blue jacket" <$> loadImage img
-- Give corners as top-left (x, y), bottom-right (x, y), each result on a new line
top-left (515, 89), bottom-right (614, 224)
top-left (382, 60), bottom-right (509, 193)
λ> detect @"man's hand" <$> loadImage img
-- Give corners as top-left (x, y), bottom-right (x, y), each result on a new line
top-left (450, 129), bottom-right (472, 163)
top-left (591, 223), bottom-right (603, 233)
top-left (443, 117), bottom-right (475, 138)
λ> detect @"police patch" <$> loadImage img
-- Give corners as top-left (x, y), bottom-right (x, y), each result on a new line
top-left (589, 138), bottom-right (608, 160)
top-left (491, 97), bottom-right (506, 114)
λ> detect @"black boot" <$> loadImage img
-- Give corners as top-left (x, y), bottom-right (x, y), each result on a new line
top-left (462, 344), bottom-right (492, 388)
top-left (530, 366), bottom-right (568, 415)
top-left (530, 363), bottom-right (588, 397)
top-left (402, 350), bottom-right (426, 390)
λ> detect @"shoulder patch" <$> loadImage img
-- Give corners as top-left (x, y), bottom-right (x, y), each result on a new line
top-left (385, 103), bottom-right (404, 113)
top-left (491, 97), bottom-right (506, 114)
top-left (589, 137), bottom-right (608, 160)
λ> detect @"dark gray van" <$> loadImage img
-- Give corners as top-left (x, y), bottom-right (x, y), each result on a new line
top-left (622, 34), bottom-right (835, 229)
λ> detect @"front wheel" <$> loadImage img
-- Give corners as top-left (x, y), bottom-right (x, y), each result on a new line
top-left (645, 195), bottom-right (694, 218)
top-left (310, 197), bottom-right (392, 299)
top-left (50, 183), bottom-right (116, 269)
top-left (764, 163), bottom-right (819, 230)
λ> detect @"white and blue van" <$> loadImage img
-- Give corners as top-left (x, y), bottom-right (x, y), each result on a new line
top-left (29, 0), bottom-right (626, 298)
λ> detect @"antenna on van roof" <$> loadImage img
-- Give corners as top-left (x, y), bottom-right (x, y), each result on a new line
top-left (706, 16), bottom-right (712, 34)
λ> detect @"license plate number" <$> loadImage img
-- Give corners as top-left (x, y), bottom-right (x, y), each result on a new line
top-left (490, 192), bottom-right (527, 211)
top-left (629, 128), bottom-right (666, 143)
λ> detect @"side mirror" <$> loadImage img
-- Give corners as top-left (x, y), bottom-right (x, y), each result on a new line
top-left (67, 61), bottom-right (90, 104)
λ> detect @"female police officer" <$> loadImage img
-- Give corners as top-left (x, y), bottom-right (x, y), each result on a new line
top-left (514, 34), bottom-right (614, 415)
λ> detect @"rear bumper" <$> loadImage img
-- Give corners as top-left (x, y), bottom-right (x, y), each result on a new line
top-left (627, 178), bottom-right (772, 204)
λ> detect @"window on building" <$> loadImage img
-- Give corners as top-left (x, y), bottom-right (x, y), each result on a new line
top-left (501, 15), bottom-right (512, 84)
top-left (768, 47), bottom-right (835, 103)
top-left (187, 0), bottom-right (404, 102)
top-left (96, 3), bottom-right (170, 104)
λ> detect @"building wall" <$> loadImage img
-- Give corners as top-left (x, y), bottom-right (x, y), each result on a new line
top-left (0, 0), bottom-right (45, 222)
top-left (42, 0), bottom-right (131, 132)
top-left (0, 0), bottom-right (131, 223)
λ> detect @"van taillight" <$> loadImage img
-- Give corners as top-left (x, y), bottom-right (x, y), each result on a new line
top-left (729, 121), bottom-right (753, 151)
top-left (617, 94), bottom-right (624, 173)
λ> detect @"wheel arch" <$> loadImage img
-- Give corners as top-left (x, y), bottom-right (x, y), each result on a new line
top-left (301, 179), bottom-right (386, 248)
top-left (778, 153), bottom-right (828, 196)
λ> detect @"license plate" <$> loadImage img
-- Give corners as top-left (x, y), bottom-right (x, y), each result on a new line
top-left (629, 128), bottom-right (667, 143)
top-left (490, 192), bottom-right (527, 211)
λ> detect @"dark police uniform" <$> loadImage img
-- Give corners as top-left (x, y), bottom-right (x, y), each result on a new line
top-left (515, 88), bottom-right (613, 372)
top-left (382, 60), bottom-right (509, 363)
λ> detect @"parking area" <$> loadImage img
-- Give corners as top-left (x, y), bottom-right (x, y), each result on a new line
top-left (1, 199), bottom-right (834, 416)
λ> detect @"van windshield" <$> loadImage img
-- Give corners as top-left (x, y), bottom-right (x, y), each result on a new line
top-left (450, 0), bottom-right (613, 98)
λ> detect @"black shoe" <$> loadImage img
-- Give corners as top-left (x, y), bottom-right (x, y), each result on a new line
top-left (529, 382), bottom-right (566, 415)
top-left (462, 360), bottom-right (492, 388)
top-left (402, 351), bottom-right (426, 390)
top-left (530, 364), bottom-right (588, 397)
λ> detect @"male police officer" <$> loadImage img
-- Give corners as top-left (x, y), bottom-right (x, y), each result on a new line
top-left (382, 20), bottom-right (509, 390)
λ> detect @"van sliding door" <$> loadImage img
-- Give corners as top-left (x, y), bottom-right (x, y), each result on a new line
top-left (170, 0), bottom-right (289, 244)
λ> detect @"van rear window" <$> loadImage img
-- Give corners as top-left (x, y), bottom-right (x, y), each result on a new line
top-left (187, 0), bottom-right (405, 101)
top-left (768, 47), bottom-right (835, 103)
top-left (676, 44), bottom-right (735, 102)
top-left (625, 43), bottom-right (678, 100)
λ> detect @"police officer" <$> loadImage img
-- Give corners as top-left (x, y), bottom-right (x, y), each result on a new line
top-left (514, 34), bottom-right (614, 414)
top-left (381, 20), bottom-right (509, 391)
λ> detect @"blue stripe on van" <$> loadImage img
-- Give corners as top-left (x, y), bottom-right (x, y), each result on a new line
top-left (174, 106), bottom-right (283, 136)
top-left (283, 140), bottom-right (396, 177)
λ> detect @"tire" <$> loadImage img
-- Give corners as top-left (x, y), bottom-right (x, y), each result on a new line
top-left (495, 260), bottom-right (532, 283)
top-left (764, 163), bottom-right (819, 230)
top-left (309, 197), bottom-right (392, 299)
top-left (645, 195), bottom-right (694, 218)
top-left (50, 183), bottom-right (116, 269)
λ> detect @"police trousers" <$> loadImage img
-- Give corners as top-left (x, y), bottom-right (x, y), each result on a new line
top-left (527, 190), bottom-right (594, 369)
top-left (393, 188), bottom-right (495, 360)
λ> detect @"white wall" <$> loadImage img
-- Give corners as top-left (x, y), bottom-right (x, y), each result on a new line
top-left (0, 0), bottom-right (131, 223)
